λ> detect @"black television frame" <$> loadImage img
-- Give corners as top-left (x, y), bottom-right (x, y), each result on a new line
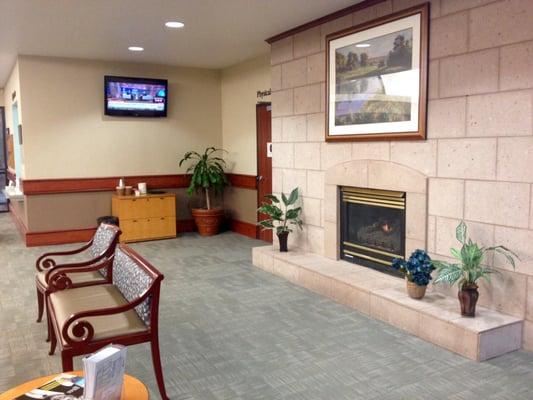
top-left (104, 75), bottom-right (168, 117)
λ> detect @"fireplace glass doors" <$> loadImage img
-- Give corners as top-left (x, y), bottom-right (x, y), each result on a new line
top-left (340, 187), bottom-right (406, 276)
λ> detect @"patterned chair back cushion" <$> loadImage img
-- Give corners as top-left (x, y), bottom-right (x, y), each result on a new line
top-left (112, 247), bottom-right (154, 326)
top-left (89, 224), bottom-right (118, 277)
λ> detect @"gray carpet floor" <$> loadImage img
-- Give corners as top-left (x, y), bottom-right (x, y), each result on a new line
top-left (1, 213), bottom-right (532, 399)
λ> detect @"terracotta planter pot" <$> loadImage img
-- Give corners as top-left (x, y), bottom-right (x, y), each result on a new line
top-left (277, 231), bottom-right (289, 252)
top-left (458, 285), bottom-right (479, 317)
top-left (405, 278), bottom-right (427, 299)
top-left (191, 208), bottom-right (225, 236)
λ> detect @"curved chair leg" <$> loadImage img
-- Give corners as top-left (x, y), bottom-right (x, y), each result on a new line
top-left (49, 323), bottom-right (57, 356)
top-left (61, 352), bottom-right (74, 372)
top-left (150, 336), bottom-right (169, 400)
top-left (36, 289), bottom-right (44, 323)
top-left (46, 312), bottom-right (51, 342)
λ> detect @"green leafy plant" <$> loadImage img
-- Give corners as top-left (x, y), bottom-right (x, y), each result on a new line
top-left (257, 188), bottom-right (303, 235)
top-left (433, 221), bottom-right (518, 289)
top-left (179, 147), bottom-right (229, 210)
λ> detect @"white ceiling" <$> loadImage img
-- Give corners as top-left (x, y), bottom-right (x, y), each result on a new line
top-left (0, 0), bottom-right (362, 86)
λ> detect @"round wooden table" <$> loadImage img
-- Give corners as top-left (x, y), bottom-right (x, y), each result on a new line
top-left (0, 370), bottom-right (148, 399)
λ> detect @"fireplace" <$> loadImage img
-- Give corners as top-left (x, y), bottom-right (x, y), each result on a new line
top-left (340, 187), bottom-right (406, 277)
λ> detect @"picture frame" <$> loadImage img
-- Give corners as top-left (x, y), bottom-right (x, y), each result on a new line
top-left (326, 3), bottom-right (429, 142)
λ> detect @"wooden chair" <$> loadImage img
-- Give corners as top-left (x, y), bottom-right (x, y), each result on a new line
top-left (46, 244), bottom-right (169, 400)
top-left (35, 223), bottom-right (121, 340)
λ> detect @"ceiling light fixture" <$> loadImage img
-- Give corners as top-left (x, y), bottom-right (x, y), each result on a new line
top-left (165, 21), bottom-right (185, 29)
top-left (128, 46), bottom-right (144, 52)
top-left (356, 43), bottom-right (371, 48)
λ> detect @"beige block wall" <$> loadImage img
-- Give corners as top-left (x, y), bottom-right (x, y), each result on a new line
top-left (18, 55), bottom-right (222, 179)
top-left (270, 0), bottom-right (533, 349)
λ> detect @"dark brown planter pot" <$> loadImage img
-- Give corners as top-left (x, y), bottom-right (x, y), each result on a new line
top-left (458, 285), bottom-right (479, 317)
top-left (191, 207), bottom-right (225, 236)
top-left (277, 231), bottom-right (289, 252)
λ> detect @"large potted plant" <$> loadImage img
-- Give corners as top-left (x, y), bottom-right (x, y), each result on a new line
top-left (432, 221), bottom-right (518, 317)
top-left (392, 249), bottom-right (434, 299)
top-left (179, 147), bottom-right (229, 236)
top-left (257, 188), bottom-right (303, 252)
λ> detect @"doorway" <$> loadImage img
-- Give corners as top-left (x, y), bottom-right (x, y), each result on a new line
top-left (11, 102), bottom-right (22, 182)
top-left (256, 102), bottom-right (272, 242)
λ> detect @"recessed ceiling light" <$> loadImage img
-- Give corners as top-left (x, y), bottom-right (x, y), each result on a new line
top-left (165, 21), bottom-right (185, 29)
top-left (356, 43), bottom-right (371, 48)
top-left (128, 46), bottom-right (144, 52)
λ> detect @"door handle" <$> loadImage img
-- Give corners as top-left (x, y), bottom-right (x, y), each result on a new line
top-left (257, 175), bottom-right (264, 182)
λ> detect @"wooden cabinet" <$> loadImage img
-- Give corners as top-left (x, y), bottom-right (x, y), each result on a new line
top-left (112, 193), bottom-right (176, 243)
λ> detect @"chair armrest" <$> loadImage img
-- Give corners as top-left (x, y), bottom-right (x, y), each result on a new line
top-left (59, 278), bottom-right (161, 346)
top-left (35, 240), bottom-right (93, 272)
top-left (47, 256), bottom-right (113, 291)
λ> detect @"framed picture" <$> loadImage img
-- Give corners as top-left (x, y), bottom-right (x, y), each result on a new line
top-left (326, 3), bottom-right (429, 142)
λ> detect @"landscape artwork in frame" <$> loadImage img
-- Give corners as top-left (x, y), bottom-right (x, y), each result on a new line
top-left (326, 4), bottom-right (428, 141)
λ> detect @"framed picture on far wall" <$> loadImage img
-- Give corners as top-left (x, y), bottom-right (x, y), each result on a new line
top-left (326, 3), bottom-right (429, 142)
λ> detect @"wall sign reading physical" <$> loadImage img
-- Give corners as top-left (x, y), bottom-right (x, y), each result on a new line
top-left (326, 3), bottom-right (429, 142)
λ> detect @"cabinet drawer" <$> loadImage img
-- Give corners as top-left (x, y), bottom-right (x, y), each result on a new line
top-left (116, 198), bottom-right (150, 219)
top-left (120, 218), bottom-right (147, 242)
top-left (146, 196), bottom-right (176, 218)
top-left (120, 217), bottom-right (176, 242)
top-left (146, 216), bottom-right (176, 238)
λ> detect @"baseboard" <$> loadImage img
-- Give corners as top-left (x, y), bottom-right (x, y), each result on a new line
top-left (229, 219), bottom-right (258, 239)
top-left (9, 204), bottom-right (28, 241)
top-left (176, 219), bottom-right (196, 233)
top-left (26, 227), bottom-right (97, 247)
top-left (18, 218), bottom-right (256, 247)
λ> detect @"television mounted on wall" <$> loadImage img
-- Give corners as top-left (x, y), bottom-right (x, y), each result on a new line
top-left (104, 75), bottom-right (168, 117)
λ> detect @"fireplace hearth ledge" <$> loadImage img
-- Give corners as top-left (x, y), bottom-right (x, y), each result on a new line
top-left (252, 246), bottom-right (523, 361)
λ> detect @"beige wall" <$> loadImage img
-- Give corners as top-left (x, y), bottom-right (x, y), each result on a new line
top-left (270, 0), bottom-right (533, 349)
top-left (18, 55), bottom-right (222, 179)
top-left (221, 55), bottom-right (270, 175)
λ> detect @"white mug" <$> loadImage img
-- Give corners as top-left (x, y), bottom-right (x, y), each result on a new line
top-left (138, 182), bottom-right (147, 194)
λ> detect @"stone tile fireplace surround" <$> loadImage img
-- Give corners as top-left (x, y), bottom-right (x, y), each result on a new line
top-left (261, 0), bottom-right (533, 354)
top-left (323, 160), bottom-right (426, 266)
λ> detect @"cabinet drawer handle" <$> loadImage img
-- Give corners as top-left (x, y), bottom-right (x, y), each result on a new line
top-left (160, 217), bottom-right (165, 220)
top-left (133, 219), bottom-right (137, 222)
top-left (147, 219), bottom-right (150, 222)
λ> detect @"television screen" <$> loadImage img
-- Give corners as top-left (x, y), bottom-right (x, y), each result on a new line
top-left (104, 76), bottom-right (168, 117)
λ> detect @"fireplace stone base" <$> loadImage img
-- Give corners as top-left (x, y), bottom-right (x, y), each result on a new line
top-left (252, 246), bottom-right (523, 361)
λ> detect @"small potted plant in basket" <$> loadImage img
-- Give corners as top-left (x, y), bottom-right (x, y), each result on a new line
top-left (257, 188), bottom-right (303, 252)
top-left (179, 147), bottom-right (229, 236)
top-left (392, 249), bottom-right (434, 299)
top-left (432, 221), bottom-right (518, 317)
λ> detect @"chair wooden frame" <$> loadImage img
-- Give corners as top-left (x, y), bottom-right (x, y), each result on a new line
top-left (46, 245), bottom-right (169, 400)
top-left (34, 224), bottom-right (121, 340)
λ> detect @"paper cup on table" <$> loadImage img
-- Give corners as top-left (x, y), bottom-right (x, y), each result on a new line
top-left (124, 186), bottom-right (133, 195)
top-left (138, 182), bottom-right (147, 195)
top-left (116, 187), bottom-right (125, 196)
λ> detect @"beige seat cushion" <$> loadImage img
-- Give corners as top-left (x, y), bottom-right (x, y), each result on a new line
top-left (50, 284), bottom-right (148, 346)
top-left (37, 270), bottom-right (105, 288)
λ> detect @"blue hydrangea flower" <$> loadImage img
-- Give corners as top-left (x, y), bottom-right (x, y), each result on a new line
top-left (392, 249), bottom-right (434, 287)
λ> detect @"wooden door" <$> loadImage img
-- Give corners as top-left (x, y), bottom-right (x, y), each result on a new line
top-left (256, 103), bottom-right (273, 242)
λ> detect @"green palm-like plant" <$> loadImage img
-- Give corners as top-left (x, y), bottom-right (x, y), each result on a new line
top-left (179, 147), bottom-right (229, 210)
top-left (258, 188), bottom-right (303, 234)
top-left (433, 221), bottom-right (518, 289)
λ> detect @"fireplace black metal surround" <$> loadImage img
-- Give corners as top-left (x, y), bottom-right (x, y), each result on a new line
top-left (340, 187), bottom-right (406, 277)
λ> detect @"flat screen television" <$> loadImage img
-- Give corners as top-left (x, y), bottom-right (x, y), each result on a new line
top-left (104, 75), bottom-right (168, 117)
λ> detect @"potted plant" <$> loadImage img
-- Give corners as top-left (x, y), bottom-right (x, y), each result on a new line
top-left (179, 147), bottom-right (229, 236)
top-left (257, 188), bottom-right (303, 252)
top-left (392, 250), bottom-right (434, 299)
top-left (432, 221), bottom-right (518, 317)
